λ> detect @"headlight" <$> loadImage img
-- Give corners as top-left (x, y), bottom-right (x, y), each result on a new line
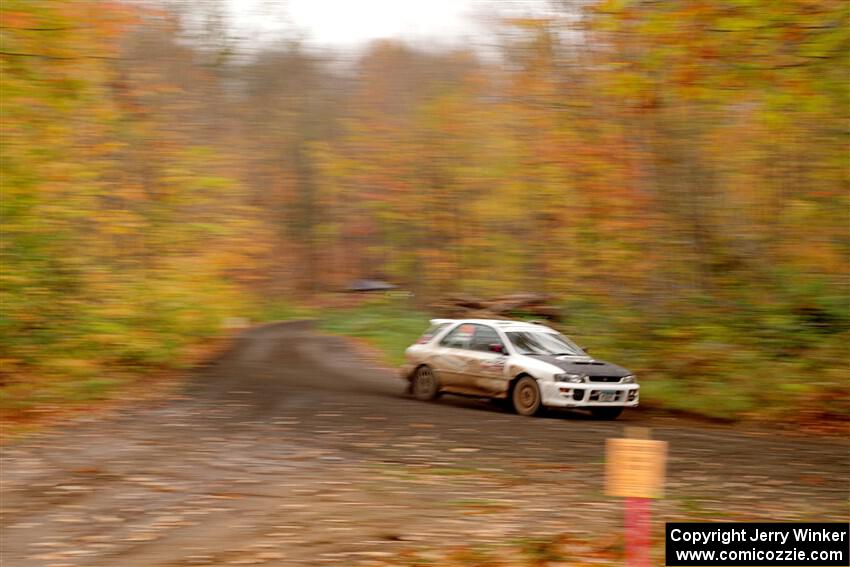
top-left (554, 373), bottom-right (585, 383)
top-left (621, 375), bottom-right (636, 384)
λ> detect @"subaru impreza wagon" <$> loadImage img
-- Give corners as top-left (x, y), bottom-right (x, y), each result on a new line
top-left (400, 319), bottom-right (639, 419)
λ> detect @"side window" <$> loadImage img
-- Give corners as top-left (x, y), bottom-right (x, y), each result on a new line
top-left (471, 325), bottom-right (505, 353)
top-left (439, 324), bottom-right (475, 349)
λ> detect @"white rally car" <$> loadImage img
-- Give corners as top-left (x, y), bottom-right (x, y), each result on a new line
top-left (400, 319), bottom-right (639, 419)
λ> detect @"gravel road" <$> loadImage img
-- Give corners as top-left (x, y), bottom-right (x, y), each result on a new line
top-left (2, 321), bottom-right (847, 566)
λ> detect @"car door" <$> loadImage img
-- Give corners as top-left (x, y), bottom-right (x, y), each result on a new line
top-left (430, 323), bottom-right (477, 389)
top-left (465, 324), bottom-right (510, 396)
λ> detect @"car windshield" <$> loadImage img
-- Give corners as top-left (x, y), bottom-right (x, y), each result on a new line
top-left (417, 322), bottom-right (450, 344)
top-left (507, 331), bottom-right (586, 356)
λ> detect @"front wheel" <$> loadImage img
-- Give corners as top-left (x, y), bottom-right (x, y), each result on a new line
top-left (411, 366), bottom-right (439, 401)
top-left (590, 407), bottom-right (623, 420)
top-left (512, 376), bottom-right (542, 416)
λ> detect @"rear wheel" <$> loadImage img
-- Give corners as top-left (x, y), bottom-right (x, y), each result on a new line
top-left (411, 366), bottom-right (439, 401)
top-left (590, 407), bottom-right (623, 420)
top-left (512, 376), bottom-right (542, 416)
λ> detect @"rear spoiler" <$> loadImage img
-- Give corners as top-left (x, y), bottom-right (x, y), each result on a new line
top-left (430, 318), bottom-right (455, 326)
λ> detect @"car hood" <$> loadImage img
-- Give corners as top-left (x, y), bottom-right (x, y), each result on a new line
top-left (530, 355), bottom-right (632, 378)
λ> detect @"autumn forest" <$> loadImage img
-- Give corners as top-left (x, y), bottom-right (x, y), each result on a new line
top-left (2, 1), bottom-right (848, 422)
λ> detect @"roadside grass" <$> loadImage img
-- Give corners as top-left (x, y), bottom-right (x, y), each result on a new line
top-left (0, 376), bottom-right (122, 412)
top-left (2, 292), bottom-right (320, 439)
top-left (0, 377), bottom-right (123, 439)
top-left (8, 289), bottom-right (844, 436)
top-left (0, 367), bottom-right (192, 440)
top-left (316, 297), bottom-right (430, 366)
top-left (305, 294), bottom-right (849, 426)
top-left (0, 275), bottom-right (249, 437)
top-left (250, 299), bottom-right (319, 322)
top-left (560, 297), bottom-right (850, 424)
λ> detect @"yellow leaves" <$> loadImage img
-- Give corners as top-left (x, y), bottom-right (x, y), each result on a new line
top-left (90, 140), bottom-right (126, 156)
top-left (503, 17), bottom-right (556, 30)
top-left (96, 209), bottom-right (144, 235)
top-left (604, 70), bottom-right (655, 101)
top-left (44, 358), bottom-right (98, 376)
top-left (0, 10), bottom-right (37, 29)
top-left (1, 0), bottom-right (845, 423)
top-left (90, 300), bottom-right (137, 319)
top-left (204, 249), bottom-right (255, 270)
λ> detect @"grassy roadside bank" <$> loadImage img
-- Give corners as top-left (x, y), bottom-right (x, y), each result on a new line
top-left (303, 296), bottom-right (850, 428)
top-left (0, 331), bottom-right (238, 440)
top-left (3, 294), bottom-right (846, 438)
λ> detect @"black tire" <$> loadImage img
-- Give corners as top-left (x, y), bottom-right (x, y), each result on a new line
top-left (411, 365), bottom-right (439, 401)
top-left (590, 407), bottom-right (624, 420)
top-left (512, 376), bottom-right (542, 416)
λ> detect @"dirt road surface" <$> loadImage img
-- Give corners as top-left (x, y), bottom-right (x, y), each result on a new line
top-left (2, 321), bottom-right (848, 566)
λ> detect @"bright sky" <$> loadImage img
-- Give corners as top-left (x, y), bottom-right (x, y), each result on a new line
top-left (229, 0), bottom-right (485, 48)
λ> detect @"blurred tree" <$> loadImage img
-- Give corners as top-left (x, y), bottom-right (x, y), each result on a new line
top-left (1, 0), bottom-right (846, 419)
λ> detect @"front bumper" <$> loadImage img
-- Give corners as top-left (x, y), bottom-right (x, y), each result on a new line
top-left (540, 381), bottom-right (639, 408)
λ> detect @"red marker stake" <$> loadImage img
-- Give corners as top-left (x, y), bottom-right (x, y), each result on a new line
top-left (625, 497), bottom-right (651, 567)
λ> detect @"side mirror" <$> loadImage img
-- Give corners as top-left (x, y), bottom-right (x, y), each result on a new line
top-left (489, 343), bottom-right (505, 354)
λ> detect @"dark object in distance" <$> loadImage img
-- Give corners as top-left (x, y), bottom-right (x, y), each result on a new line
top-left (432, 292), bottom-right (562, 322)
top-left (346, 279), bottom-right (398, 292)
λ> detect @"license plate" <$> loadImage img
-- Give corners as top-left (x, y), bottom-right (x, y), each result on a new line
top-left (599, 391), bottom-right (616, 402)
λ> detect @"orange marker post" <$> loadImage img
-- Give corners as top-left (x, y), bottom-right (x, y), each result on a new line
top-left (605, 427), bottom-right (667, 567)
